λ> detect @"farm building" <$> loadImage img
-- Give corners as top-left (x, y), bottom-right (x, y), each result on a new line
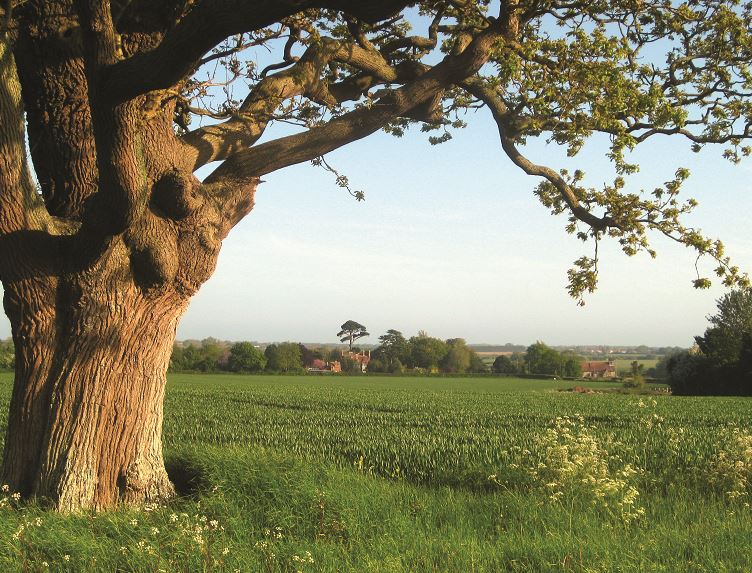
top-left (345, 350), bottom-right (371, 373)
top-left (307, 351), bottom-right (371, 373)
top-left (307, 359), bottom-right (342, 373)
top-left (581, 360), bottom-right (617, 379)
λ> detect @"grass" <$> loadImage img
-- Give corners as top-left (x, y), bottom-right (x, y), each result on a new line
top-left (0, 373), bottom-right (749, 571)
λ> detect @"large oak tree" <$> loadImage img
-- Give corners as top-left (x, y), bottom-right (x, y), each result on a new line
top-left (0, 0), bottom-right (750, 511)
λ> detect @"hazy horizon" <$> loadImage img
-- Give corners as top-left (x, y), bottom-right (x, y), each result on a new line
top-left (172, 336), bottom-right (687, 349)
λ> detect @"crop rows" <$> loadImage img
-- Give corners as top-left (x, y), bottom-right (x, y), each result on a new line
top-left (161, 375), bottom-right (752, 494)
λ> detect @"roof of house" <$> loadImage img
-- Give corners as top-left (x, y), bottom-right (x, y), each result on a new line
top-left (581, 361), bottom-right (616, 373)
top-left (342, 351), bottom-right (371, 366)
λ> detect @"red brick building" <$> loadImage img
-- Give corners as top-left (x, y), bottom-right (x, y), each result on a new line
top-left (581, 360), bottom-right (617, 379)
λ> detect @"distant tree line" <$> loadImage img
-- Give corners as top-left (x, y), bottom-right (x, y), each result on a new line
top-left (166, 335), bottom-right (589, 377)
top-left (169, 338), bottom-right (381, 374)
top-left (664, 289), bottom-right (752, 395)
top-left (491, 342), bottom-right (583, 378)
top-left (169, 339), bottom-right (306, 374)
top-left (367, 330), bottom-right (488, 374)
top-left (167, 330), bottom-right (497, 376)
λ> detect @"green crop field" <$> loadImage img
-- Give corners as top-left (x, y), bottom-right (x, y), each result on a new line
top-left (162, 374), bottom-right (736, 489)
top-left (0, 373), bottom-right (750, 572)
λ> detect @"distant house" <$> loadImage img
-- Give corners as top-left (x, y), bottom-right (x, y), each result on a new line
top-left (581, 360), bottom-right (617, 379)
top-left (306, 351), bottom-right (371, 373)
top-left (344, 350), bottom-right (371, 373)
top-left (307, 358), bottom-right (341, 373)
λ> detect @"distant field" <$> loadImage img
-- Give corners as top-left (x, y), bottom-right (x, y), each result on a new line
top-left (476, 355), bottom-right (663, 376)
top-left (475, 351), bottom-right (515, 357)
top-left (613, 358), bottom-right (660, 374)
top-left (0, 373), bottom-right (749, 571)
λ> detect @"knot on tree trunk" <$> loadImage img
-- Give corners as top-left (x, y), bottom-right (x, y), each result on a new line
top-left (129, 241), bottom-right (179, 291)
top-left (151, 168), bottom-right (203, 220)
top-left (126, 216), bottom-right (179, 291)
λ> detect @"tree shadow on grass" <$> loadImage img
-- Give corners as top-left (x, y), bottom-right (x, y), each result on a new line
top-left (164, 452), bottom-right (211, 497)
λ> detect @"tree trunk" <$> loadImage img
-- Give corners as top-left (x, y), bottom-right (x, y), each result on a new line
top-left (2, 241), bottom-right (185, 510)
top-left (0, 189), bottom-right (258, 511)
top-left (0, 154), bottom-right (257, 511)
top-left (0, 3), bottom-right (260, 510)
top-left (1, 203), bottom-right (256, 511)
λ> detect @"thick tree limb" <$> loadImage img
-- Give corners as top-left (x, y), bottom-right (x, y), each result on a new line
top-left (205, 22), bottom-right (503, 183)
top-left (0, 37), bottom-right (51, 234)
top-left (13, 1), bottom-right (98, 220)
top-left (74, 0), bottom-right (118, 67)
top-left (181, 37), bottom-right (403, 170)
top-left (104, 0), bottom-right (411, 103)
top-left (75, 0), bottom-right (146, 238)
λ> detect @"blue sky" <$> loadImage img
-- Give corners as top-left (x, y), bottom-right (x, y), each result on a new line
top-left (174, 110), bottom-right (751, 347)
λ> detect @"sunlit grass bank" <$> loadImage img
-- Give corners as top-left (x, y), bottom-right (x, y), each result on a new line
top-left (0, 373), bottom-right (749, 571)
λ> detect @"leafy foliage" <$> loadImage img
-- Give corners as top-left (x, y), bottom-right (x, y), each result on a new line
top-left (375, 329), bottom-right (410, 372)
top-left (264, 343), bottom-right (304, 373)
top-left (525, 342), bottom-right (583, 377)
top-left (668, 288), bottom-right (752, 395)
top-left (492, 354), bottom-right (517, 374)
top-left (227, 342), bottom-right (267, 373)
top-left (369, 330), bottom-right (487, 374)
top-left (337, 320), bottom-right (370, 351)
top-left (408, 332), bottom-right (450, 370)
top-left (696, 288), bottom-right (752, 366)
top-left (176, 0), bottom-right (752, 301)
top-left (170, 339), bottom-right (227, 373)
top-left (0, 339), bottom-right (14, 371)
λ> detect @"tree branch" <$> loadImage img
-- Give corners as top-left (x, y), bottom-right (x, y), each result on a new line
top-left (204, 22), bottom-right (504, 183)
top-left (181, 37), bottom-right (402, 170)
top-left (74, 0), bottom-right (118, 68)
top-left (463, 79), bottom-right (616, 232)
top-left (103, 0), bottom-right (412, 103)
top-left (75, 0), bottom-right (145, 238)
top-left (0, 37), bottom-right (55, 235)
